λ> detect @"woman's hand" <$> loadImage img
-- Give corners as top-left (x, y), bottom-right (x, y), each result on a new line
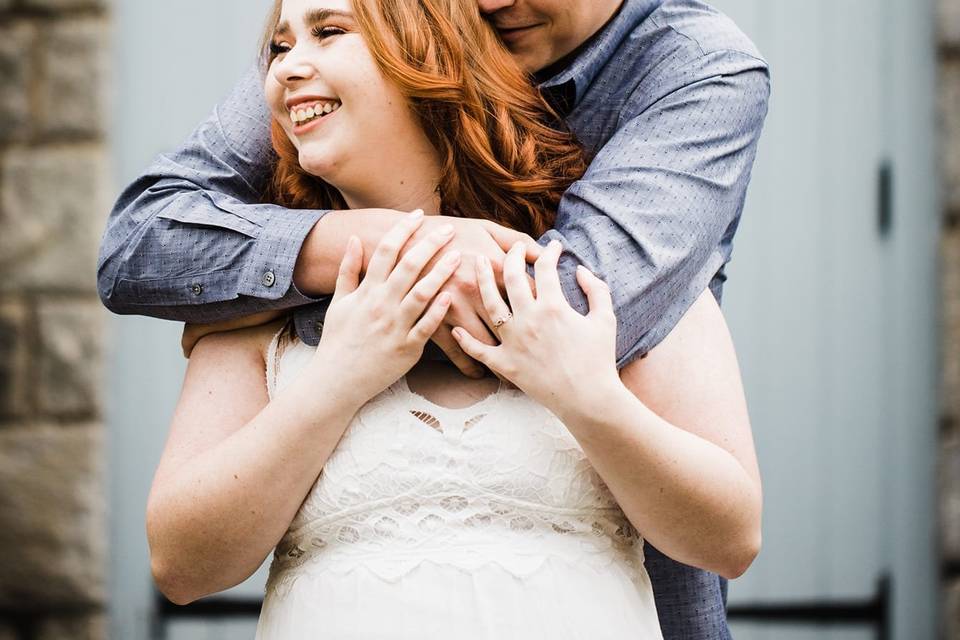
top-left (402, 216), bottom-right (542, 380)
top-left (311, 210), bottom-right (461, 408)
top-left (451, 239), bottom-right (623, 417)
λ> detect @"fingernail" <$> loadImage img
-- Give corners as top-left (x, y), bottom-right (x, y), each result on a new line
top-left (444, 250), bottom-right (461, 264)
top-left (437, 224), bottom-right (454, 236)
top-left (409, 209), bottom-right (424, 220)
top-left (550, 240), bottom-right (562, 251)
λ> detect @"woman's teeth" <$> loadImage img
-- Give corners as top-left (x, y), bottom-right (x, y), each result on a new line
top-left (290, 101), bottom-right (341, 126)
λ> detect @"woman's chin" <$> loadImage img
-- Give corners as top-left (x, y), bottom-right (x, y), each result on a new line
top-left (298, 153), bottom-right (339, 182)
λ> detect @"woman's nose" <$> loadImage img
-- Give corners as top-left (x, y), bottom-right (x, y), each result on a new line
top-left (272, 49), bottom-right (316, 86)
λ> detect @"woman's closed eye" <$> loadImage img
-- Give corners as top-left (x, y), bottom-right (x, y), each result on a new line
top-left (269, 41), bottom-right (290, 58)
top-left (269, 26), bottom-right (347, 59)
top-left (312, 25), bottom-right (347, 40)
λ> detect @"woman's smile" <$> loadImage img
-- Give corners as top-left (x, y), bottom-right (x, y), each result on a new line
top-left (291, 101), bottom-right (341, 136)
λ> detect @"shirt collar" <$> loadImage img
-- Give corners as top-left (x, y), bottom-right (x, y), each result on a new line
top-left (537, 0), bottom-right (663, 116)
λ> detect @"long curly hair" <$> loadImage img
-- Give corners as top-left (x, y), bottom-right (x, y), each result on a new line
top-left (260, 0), bottom-right (586, 238)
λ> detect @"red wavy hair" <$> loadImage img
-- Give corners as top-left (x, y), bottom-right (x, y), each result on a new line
top-left (260, 0), bottom-right (586, 237)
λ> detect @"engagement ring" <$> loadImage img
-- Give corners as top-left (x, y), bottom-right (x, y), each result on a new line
top-left (493, 313), bottom-right (513, 328)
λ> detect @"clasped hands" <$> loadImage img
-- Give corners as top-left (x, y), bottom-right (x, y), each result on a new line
top-left (181, 211), bottom-right (621, 414)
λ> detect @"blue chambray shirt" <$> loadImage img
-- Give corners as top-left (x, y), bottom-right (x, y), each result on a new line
top-left (98, 1), bottom-right (769, 637)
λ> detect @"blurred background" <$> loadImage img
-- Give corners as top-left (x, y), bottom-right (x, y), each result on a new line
top-left (0, 0), bottom-right (954, 638)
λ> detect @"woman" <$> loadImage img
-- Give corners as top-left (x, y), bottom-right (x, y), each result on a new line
top-left (145, 0), bottom-right (762, 637)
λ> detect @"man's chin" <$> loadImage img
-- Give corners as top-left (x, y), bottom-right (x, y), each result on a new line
top-left (506, 48), bottom-right (550, 76)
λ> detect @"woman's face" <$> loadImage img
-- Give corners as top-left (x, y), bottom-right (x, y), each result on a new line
top-left (264, 0), bottom-right (432, 200)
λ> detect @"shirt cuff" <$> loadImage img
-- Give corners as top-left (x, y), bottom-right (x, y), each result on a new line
top-left (237, 208), bottom-right (331, 302)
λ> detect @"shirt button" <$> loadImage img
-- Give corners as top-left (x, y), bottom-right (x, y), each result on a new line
top-left (261, 270), bottom-right (276, 287)
top-left (190, 283), bottom-right (203, 296)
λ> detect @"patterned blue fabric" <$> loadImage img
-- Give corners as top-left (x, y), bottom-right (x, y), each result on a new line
top-left (97, 1), bottom-right (769, 637)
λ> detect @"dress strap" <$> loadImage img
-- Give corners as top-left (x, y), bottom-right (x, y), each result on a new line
top-left (265, 324), bottom-right (288, 401)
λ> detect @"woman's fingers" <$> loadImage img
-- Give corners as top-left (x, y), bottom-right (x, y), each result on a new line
top-left (331, 235), bottom-right (363, 303)
top-left (364, 209), bottom-right (425, 284)
top-left (451, 326), bottom-right (503, 374)
top-left (576, 265), bottom-right (615, 318)
top-left (533, 239), bottom-right (565, 304)
top-left (398, 249), bottom-right (461, 323)
top-left (409, 293), bottom-right (452, 343)
top-left (429, 327), bottom-right (486, 379)
top-left (386, 223), bottom-right (456, 295)
top-left (503, 241), bottom-right (535, 313)
top-left (475, 255), bottom-right (513, 336)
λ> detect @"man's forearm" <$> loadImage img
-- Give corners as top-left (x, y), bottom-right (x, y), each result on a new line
top-left (97, 178), bottom-right (327, 322)
top-left (292, 209), bottom-right (403, 296)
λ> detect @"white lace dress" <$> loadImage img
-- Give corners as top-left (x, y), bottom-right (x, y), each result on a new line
top-left (255, 330), bottom-right (663, 639)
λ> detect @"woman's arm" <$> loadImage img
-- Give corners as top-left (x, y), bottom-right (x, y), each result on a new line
top-left (558, 289), bottom-right (761, 579)
top-left (146, 321), bottom-right (368, 605)
top-left (453, 240), bottom-right (761, 579)
top-left (147, 214), bottom-right (462, 605)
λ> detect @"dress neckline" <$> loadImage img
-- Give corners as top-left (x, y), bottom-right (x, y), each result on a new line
top-left (394, 373), bottom-right (505, 415)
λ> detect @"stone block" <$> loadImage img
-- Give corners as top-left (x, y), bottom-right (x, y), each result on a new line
top-left (36, 18), bottom-right (109, 138)
top-left (20, 0), bottom-right (109, 11)
top-left (941, 0), bottom-right (960, 48)
top-left (943, 230), bottom-right (960, 422)
top-left (0, 21), bottom-right (36, 144)
top-left (36, 300), bottom-right (103, 418)
top-left (942, 440), bottom-right (960, 563)
top-left (943, 60), bottom-right (960, 215)
top-left (0, 299), bottom-right (31, 420)
top-left (35, 613), bottom-right (106, 640)
top-left (0, 424), bottom-right (106, 608)
top-left (0, 146), bottom-right (108, 294)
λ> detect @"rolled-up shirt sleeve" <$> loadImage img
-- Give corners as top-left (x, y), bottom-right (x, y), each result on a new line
top-left (97, 62), bottom-right (332, 322)
top-left (539, 51), bottom-right (771, 369)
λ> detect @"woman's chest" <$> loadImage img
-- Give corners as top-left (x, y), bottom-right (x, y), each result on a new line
top-left (297, 385), bottom-right (621, 519)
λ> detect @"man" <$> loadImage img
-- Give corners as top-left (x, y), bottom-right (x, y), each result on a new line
top-left (98, 0), bottom-right (770, 637)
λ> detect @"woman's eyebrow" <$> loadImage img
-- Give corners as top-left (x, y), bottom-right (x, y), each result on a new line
top-left (274, 9), bottom-right (355, 37)
top-left (306, 8), bottom-right (354, 22)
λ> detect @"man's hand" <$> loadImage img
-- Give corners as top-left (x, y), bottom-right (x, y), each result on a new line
top-left (181, 310), bottom-right (286, 358)
top-left (400, 216), bottom-right (543, 378)
top-left (291, 208), bottom-right (543, 378)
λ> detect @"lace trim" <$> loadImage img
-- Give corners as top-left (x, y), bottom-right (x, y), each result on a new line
top-left (266, 497), bottom-right (643, 598)
top-left (283, 492), bottom-right (629, 540)
top-left (264, 538), bottom-right (646, 599)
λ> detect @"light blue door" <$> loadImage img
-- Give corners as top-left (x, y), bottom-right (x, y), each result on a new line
top-left (107, 1), bottom-right (274, 638)
top-left (712, 1), bottom-right (939, 639)
top-left (107, 1), bottom-right (940, 638)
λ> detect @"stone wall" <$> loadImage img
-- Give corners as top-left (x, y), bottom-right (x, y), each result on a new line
top-left (944, 0), bottom-right (960, 638)
top-left (0, 0), bottom-right (109, 638)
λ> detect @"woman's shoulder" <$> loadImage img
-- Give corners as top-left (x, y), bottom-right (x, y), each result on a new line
top-left (190, 318), bottom-right (292, 366)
